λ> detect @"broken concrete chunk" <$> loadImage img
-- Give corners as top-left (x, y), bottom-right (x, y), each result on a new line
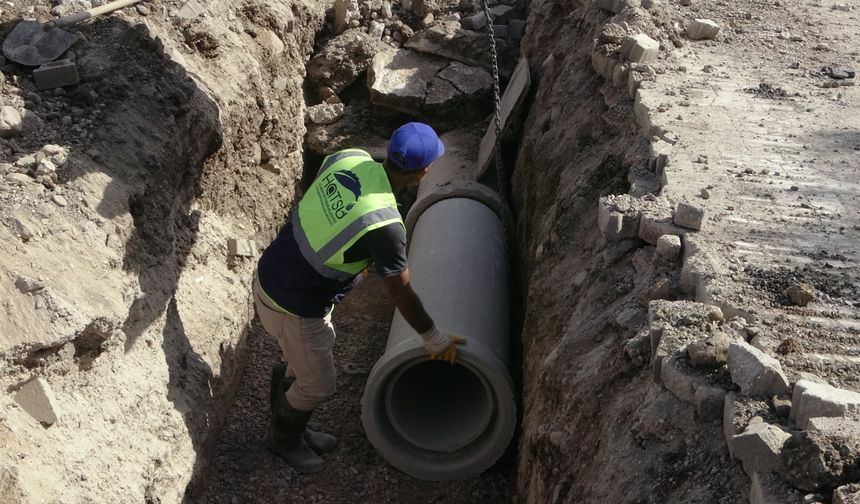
top-left (0, 105), bottom-right (23, 138)
top-left (687, 331), bottom-right (732, 368)
top-left (656, 234), bottom-right (681, 260)
top-left (620, 34), bottom-right (659, 64)
top-left (730, 422), bottom-right (790, 474)
top-left (460, 11), bottom-right (488, 31)
top-left (687, 19), bottom-right (721, 40)
top-left (368, 48), bottom-right (447, 114)
top-left (13, 378), bottom-right (60, 426)
top-left (791, 380), bottom-right (860, 429)
top-left (728, 341), bottom-right (791, 396)
top-left (674, 201), bottom-right (705, 230)
top-left (405, 21), bottom-right (492, 69)
top-left (695, 385), bottom-right (726, 421)
top-left (833, 484), bottom-right (860, 504)
top-left (307, 30), bottom-right (386, 94)
top-left (305, 103), bottom-right (345, 125)
top-left (750, 472), bottom-right (803, 504)
top-left (227, 238), bottom-right (257, 258)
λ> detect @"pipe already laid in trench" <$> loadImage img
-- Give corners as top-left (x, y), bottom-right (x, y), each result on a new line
top-left (361, 189), bottom-right (516, 480)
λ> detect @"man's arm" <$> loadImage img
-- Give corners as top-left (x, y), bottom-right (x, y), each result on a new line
top-left (383, 269), bottom-right (433, 334)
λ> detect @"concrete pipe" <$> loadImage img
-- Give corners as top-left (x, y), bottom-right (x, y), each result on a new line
top-left (361, 197), bottom-right (516, 480)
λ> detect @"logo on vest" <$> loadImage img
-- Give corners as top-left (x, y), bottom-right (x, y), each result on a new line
top-left (318, 170), bottom-right (363, 223)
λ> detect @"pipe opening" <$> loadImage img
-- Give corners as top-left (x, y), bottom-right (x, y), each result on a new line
top-left (385, 360), bottom-right (494, 453)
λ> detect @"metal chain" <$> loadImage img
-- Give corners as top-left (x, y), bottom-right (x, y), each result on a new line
top-left (480, 0), bottom-right (506, 209)
top-left (479, 0), bottom-right (512, 264)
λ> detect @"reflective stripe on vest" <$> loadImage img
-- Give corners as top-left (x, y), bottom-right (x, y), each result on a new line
top-left (294, 150), bottom-right (403, 281)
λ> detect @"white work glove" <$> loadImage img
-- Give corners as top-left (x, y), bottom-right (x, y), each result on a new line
top-left (420, 326), bottom-right (467, 365)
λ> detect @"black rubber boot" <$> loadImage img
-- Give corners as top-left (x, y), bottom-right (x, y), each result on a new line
top-left (266, 389), bottom-right (324, 474)
top-left (269, 363), bottom-right (338, 455)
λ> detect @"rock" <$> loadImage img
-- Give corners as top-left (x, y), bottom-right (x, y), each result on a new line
top-left (405, 21), bottom-right (493, 70)
top-left (176, 0), bottom-right (204, 20)
top-left (34, 159), bottom-right (57, 177)
top-left (785, 283), bottom-right (815, 306)
top-left (656, 234), bottom-right (681, 260)
top-left (5, 173), bottom-right (31, 186)
top-left (13, 218), bottom-right (36, 241)
top-left (833, 484), bottom-right (860, 504)
top-left (673, 201), bottom-right (705, 230)
top-left (730, 422), bottom-right (790, 474)
top-left (381, 1), bottom-right (392, 19)
top-left (661, 355), bottom-right (709, 404)
top-left (334, 0), bottom-right (360, 33)
top-left (369, 20), bottom-right (385, 39)
top-left (687, 332), bottom-right (732, 367)
top-left (51, 194), bottom-right (68, 207)
top-left (307, 30), bottom-right (386, 94)
top-left (805, 417), bottom-right (860, 438)
top-left (488, 4), bottom-right (515, 23)
top-left (0, 106), bottom-right (23, 138)
top-left (687, 19), bottom-right (721, 40)
top-left (13, 378), bottom-right (60, 425)
top-left (620, 34), bottom-right (660, 64)
top-left (305, 103), bottom-right (345, 125)
top-left (791, 380), bottom-right (860, 429)
top-left (728, 341), bottom-right (791, 396)
top-left (14, 275), bottom-right (45, 293)
top-left (460, 11), bottom-right (488, 31)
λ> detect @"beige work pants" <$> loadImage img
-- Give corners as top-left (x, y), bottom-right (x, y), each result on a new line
top-left (252, 277), bottom-right (337, 411)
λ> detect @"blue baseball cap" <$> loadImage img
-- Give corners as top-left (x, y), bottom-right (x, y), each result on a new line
top-left (387, 122), bottom-right (445, 171)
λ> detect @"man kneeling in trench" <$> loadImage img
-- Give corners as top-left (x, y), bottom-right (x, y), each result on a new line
top-left (252, 122), bottom-right (466, 473)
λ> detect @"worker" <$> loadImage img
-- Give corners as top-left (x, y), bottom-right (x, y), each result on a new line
top-left (252, 122), bottom-right (466, 473)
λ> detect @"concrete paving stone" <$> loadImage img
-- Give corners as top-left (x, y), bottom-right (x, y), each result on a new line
top-left (33, 60), bottom-right (79, 91)
top-left (791, 380), bottom-right (860, 428)
top-left (724, 393), bottom-right (742, 457)
top-left (661, 355), bottom-right (708, 404)
top-left (695, 385), bottom-right (726, 421)
top-left (639, 201), bottom-right (687, 245)
top-left (656, 234), bottom-right (681, 260)
top-left (805, 417), bottom-right (860, 438)
top-left (13, 378), bottom-right (60, 426)
top-left (620, 34), bottom-right (659, 64)
top-left (592, 47), bottom-right (619, 80)
top-left (730, 422), bottom-right (790, 474)
top-left (597, 196), bottom-right (641, 241)
top-left (750, 472), bottom-right (803, 504)
top-left (674, 201), bottom-right (705, 230)
top-left (728, 341), bottom-right (791, 396)
top-left (833, 484), bottom-right (860, 504)
top-left (687, 19), bottom-right (721, 40)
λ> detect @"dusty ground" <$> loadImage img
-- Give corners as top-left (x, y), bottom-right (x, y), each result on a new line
top-left (1, 0), bottom-right (857, 502)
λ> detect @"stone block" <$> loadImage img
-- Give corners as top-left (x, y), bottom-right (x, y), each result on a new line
top-left (628, 65), bottom-right (656, 98)
top-left (649, 300), bottom-right (721, 381)
top-left (33, 60), bottom-right (80, 91)
top-left (791, 380), bottom-right (860, 428)
top-left (489, 4), bottom-right (515, 23)
top-left (508, 19), bottom-right (526, 40)
top-left (227, 238), bottom-right (257, 258)
top-left (695, 385), bottom-right (725, 421)
top-left (805, 417), bottom-right (860, 438)
top-left (649, 138), bottom-right (672, 174)
top-left (620, 34), bottom-right (659, 64)
top-left (591, 48), bottom-right (619, 80)
top-left (834, 484), bottom-right (860, 504)
top-left (730, 422), bottom-right (790, 474)
top-left (656, 234), bottom-right (681, 260)
top-left (13, 378), bottom-right (60, 426)
top-left (597, 195), bottom-right (641, 241)
top-left (724, 393), bottom-right (742, 458)
top-left (688, 19), bottom-right (721, 40)
top-left (728, 341), bottom-right (791, 396)
top-left (461, 12), bottom-right (488, 31)
top-left (661, 355), bottom-right (708, 404)
top-left (674, 201), bottom-right (705, 230)
top-left (750, 472), bottom-right (803, 504)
